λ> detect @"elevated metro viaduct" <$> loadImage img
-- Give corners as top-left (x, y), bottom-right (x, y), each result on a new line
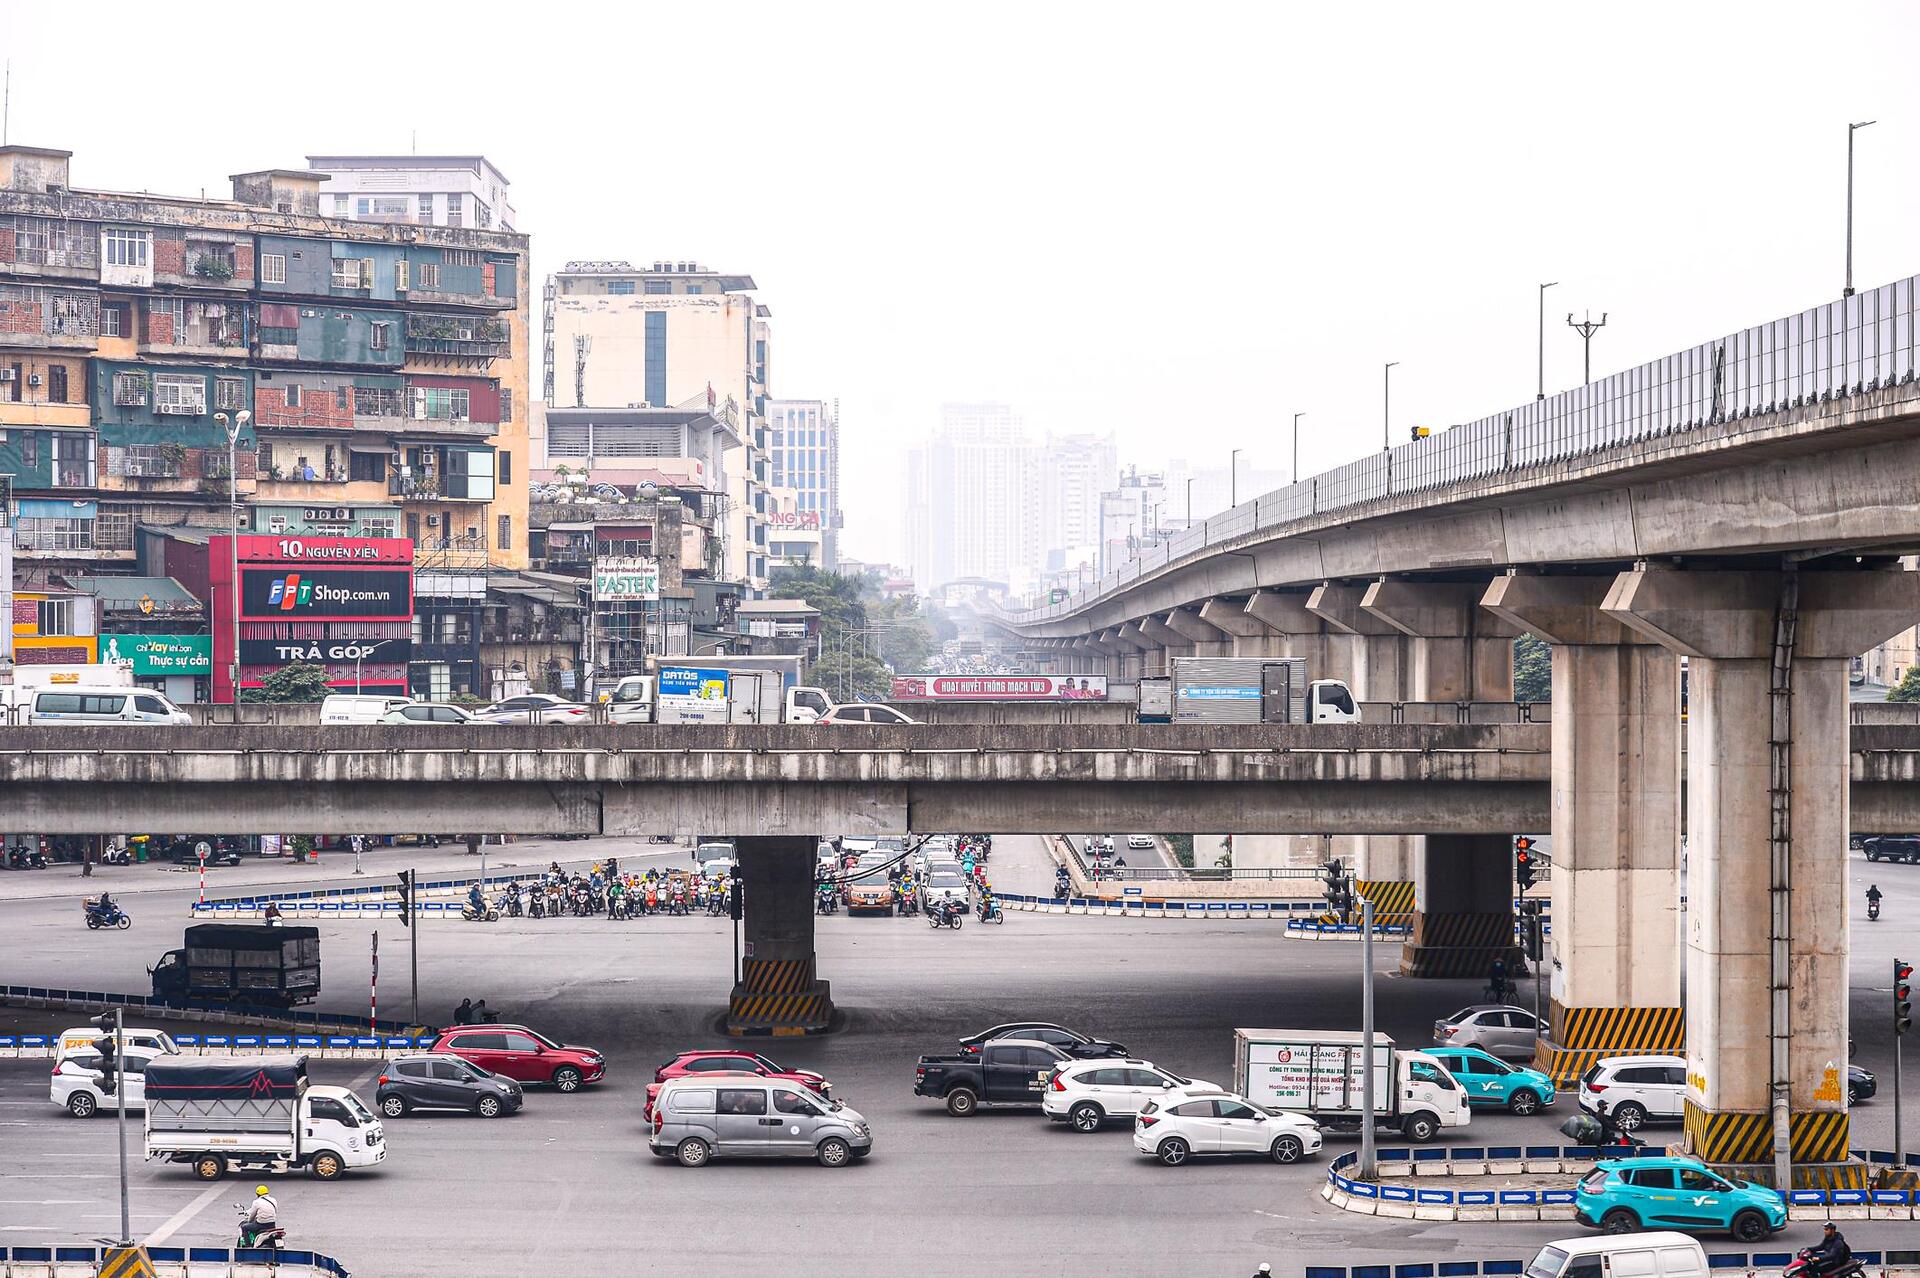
top-left (988, 276), bottom-right (1920, 1177)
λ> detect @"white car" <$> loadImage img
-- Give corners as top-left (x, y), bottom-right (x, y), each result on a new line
top-left (381, 703), bottom-right (486, 725)
top-left (54, 1026), bottom-right (177, 1066)
top-left (1043, 1059), bottom-right (1218, 1132)
top-left (475, 694), bottom-right (589, 725)
top-left (1133, 1091), bottom-right (1324, 1165)
top-left (1578, 1054), bottom-right (1687, 1131)
top-left (52, 1043), bottom-right (166, 1117)
top-left (920, 870), bottom-right (971, 910)
top-left (1126, 834), bottom-right (1156, 851)
top-left (818, 704), bottom-right (917, 725)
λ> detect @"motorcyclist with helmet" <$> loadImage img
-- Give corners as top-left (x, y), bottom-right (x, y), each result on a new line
top-left (238, 1185), bottom-right (279, 1249)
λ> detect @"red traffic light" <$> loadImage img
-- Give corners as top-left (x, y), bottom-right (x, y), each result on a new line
top-left (1514, 837), bottom-right (1535, 853)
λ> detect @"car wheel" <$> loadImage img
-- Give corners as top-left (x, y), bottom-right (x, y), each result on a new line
top-left (1270, 1135), bottom-right (1304, 1164)
top-left (945, 1087), bottom-right (979, 1117)
top-left (1611, 1101), bottom-right (1648, 1131)
top-left (475, 1094), bottom-right (503, 1118)
top-left (1508, 1088), bottom-right (1541, 1116)
top-left (1402, 1113), bottom-right (1439, 1143)
top-left (1730, 1210), bottom-right (1770, 1242)
top-left (675, 1138), bottom-right (711, 1167)
top-left (1867, 851), bottom-right (1880, 861)
top-left (1069, 1102), bottom-right (1104, 1133)
top-left (1848, 1085), bottom-right (1860, 1105)
top-left (817, 1137), bottom-right (852, 1167)
top-left (66, 1092), bottom-right (98, 1118)
top-left (310, 1151), bottom-right (344, 1179)
top-left (1156, 1136), bottom-right (1191, 1166)
top-left (1600, 1208), bottom-right (1639, 1234)
top-left (193, 1154), bottom-right (226, 1181)
top-left (380, 1094), bottom-right (407, 1118)
top-left (552, 1066), bottom-right (584, 1093)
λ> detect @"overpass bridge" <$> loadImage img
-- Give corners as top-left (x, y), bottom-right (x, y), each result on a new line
top-left (985, 273), bottom-right (1920, 1179)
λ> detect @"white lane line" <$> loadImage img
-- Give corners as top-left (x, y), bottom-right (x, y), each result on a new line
top-left (144, 1182), bottom-right (225, 1246)
top-left (0, 1174), bottom-right (113, 1179)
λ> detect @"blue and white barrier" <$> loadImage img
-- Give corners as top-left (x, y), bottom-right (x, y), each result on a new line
top-left (1302, 1250), bottom-right (1920, 1278)
top-left (0, 1244), bottom-right (350, 1276)
top-left (0, 983), bottom-right (426, 1038)
top-left (0, 1030), bottom-right (439, 1061)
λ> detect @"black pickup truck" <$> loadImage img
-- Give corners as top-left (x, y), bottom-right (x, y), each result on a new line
top-left (914, 1039), bottom-right (1072, 1116)
top-left (1863, 835), bottom-right (1920, 864)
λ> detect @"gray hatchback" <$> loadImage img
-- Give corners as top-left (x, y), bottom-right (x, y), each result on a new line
top-left (651, 1077), bottom-right (872, 1167)
top-left (378, 1054), bottom-right (523, 1118)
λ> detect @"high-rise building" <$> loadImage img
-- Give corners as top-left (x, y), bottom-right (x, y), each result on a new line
top-left (904, 403), bottom-right (1039, 594)
top-left (1039, 432), bottom-right (1117, 574)
top-left (1097, 467), bottom-right (1169, 577)
top-left (543, 260), bottom-right (770, 592)
top-left (765, 398), bottom-right (838, 569)
top-left (306, 155), bottom-right (517, 231)
top-left (0, 144), bottom-right (531, 699)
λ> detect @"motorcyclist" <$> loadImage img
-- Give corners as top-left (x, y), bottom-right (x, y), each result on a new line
top-left (93, 891), bottom-right (117, 920)
top-left (466, 883), bottom-right (485, 916)
top-left (239, 1185), bottom-right (278, 1247)
top-left (1488, 958), bottom-right (1511, 1003)
top-left (1805, 1223), bottom-right (1851, 1277)
top-left (1866, 884), bottom-right (1883, 914)
top-left (1589, 1099), bottom-right (1628, 1146)
top-left (262, 901), bottom-right (283, 926)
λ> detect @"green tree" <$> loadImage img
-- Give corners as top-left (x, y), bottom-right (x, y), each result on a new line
top-left (1513, 634), bottom-right (1552, 703)
top-left (1888, 667), bottom-right (1920, 703)
top-left (242, 662), bottom-right (333, 703)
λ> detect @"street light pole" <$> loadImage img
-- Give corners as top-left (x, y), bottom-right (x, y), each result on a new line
top-left (1537, 283), bottom-right (1558, 400)
top-left (1291, 412), bottom-right (1304, 481)
top-left (1229, 448), bottom-right (1242, 508)
top-left (1382, 363), bottom-right (1398, 451)
top-left (1846, 120), bottom-right (1875, 297)
top-left (1185, 477), bottom-right (1194, 528)
top-left (1567, 311), bottom-right (1609, 385)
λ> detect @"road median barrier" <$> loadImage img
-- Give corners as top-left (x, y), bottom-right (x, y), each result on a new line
top-left (1301, 1250), bottom-right (1920, 1278)
top-left (0, 1244), bottom-right (352, 1276)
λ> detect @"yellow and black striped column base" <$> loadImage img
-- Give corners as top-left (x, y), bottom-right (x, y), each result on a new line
top-left (726, 956), bottom-right (834, 1036)
top-left (1682, 1100), bottom-right (1851, 1170)
top-left (100, 1247), bottom-right (157, 1278)
top-left (1533, 1005), bottom-right (1685, 1085)
top-left (1398, 912), bottom-right (1526, 979)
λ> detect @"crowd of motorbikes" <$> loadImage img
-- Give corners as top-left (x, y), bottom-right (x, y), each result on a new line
top-left (461, 863), bottom-right (728, 923)
top-left (814, 834), bottom-right (1004, 928)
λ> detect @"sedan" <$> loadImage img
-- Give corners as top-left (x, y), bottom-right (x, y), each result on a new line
top-left (818, 704), bottom-right (918, 725)
top-left (1134, 1092), bottom-right (1324, 1165)
top-left (1426, 1046), bottom-right (1557, 1115)
top-left (959, 1022), bottom-right (1128, 1059)
top-left (474, 695), bottom-right (589, 725)
top-left (377, 1054), bottom-right (522, 1118)
top-left (1432, 1004), bottom-right (1542, 1060)
top-left (1849, 1063), bottom-right (1876, 1103)
top-left (382, 703), bottom-right (486, 725)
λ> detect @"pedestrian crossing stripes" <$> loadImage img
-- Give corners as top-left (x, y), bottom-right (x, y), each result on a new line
top-left (1552, 1004), bottom-right (1684, 1051)
top-left (1683, 1101), bottom-right (1851, 1166)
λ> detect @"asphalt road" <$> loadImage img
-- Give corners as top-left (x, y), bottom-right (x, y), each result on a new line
top-left (0, 836), bottom-right (1913, 1278)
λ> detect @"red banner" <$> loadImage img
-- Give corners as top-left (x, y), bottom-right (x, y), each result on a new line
top-left (891, 675), bottom-right (1108, 701)
top-left (234, 535), bottom-right (414, 565)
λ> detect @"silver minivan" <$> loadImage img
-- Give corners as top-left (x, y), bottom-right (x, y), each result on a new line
top-left (650, 1076), bottom-right (872, 1168)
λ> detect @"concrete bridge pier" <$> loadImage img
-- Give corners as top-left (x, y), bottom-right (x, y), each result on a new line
top-left (1482, 572), bottom-right (1683, 1080)
top-left (1164, 607), bottom-right (1232, 656)
top-left (1605, 565), bottom-right (1920, 1176)
top-left (1109, 624), bottom-right (1154, 681)
top-left (728, 835), bottom-right (834, 1036)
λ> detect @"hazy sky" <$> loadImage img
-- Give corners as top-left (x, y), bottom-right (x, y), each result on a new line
top-left (4, 3), bottom-right (1917, 564)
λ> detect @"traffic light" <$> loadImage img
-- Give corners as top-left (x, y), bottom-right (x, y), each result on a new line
top-left (396, 870), bottom-right (414, 928)
top-left (1520, 901), bottom-right (1545, 962)
top-left (1514, 837), bottom-right (1538, 894)
top-left (90, 1012), bottom-right (117, 1094)
top-left (1897, 959), bottom-right (1913, 1036)
top-left (729, 879), bottom-right (743, 922)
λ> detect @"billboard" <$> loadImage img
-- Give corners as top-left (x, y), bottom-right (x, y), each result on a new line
top-left (241, 568), bottom-right (412, 618)
top-left (239, 637), bottom-right (412, 665)
top-left (593, 556), bottom-right (660, 602)
top-left (235, 535), bottom-right (413, 565)
top-left (657, 666), bottom-right (730, 700)
top-left (890, 675), bottom-right (1109, 701)
top-left (102, 634), bottom-right (212, 676)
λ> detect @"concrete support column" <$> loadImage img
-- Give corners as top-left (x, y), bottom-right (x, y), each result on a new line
top-left (1115, 622), bottom-right (1159, 678)
top-left (728, 835), bottom-right (834, 1034)
top-left (1483, 573), bottom-right (1682, 1080)
top-left (1397, 834), bottom-right (1522, 976)
top-left (1362, 578), bottom-right (1516, 702)
top-left (1604, 566), bottom-right (1920, 1175)
top-left (1135, 615), bottom-right (1189, 677)
top-left (1164, 607), bottom-right (1232, 657)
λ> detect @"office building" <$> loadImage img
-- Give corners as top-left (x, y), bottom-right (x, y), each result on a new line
top-left (765, 397), bottom-right (839, 568)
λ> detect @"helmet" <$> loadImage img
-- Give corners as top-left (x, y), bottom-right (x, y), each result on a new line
top-left (255, 1185), bottom-right (271, 1196)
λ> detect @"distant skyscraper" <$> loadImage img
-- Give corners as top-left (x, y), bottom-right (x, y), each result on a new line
top-left (904, 404), bottom-right (1040, 593)
top-left (1039, 433), bottom-right (1117, 574)
top-left (766, 398), bottom-right (839, 568)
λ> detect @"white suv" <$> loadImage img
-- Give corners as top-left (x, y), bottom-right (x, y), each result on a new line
top-left (1134, 1091), bottom-right (1323, 1165)
top-left (1042, 1059), bottom-right (1217, 1132)
top-left (52, 1044), bottom-right (166, 1117)
top-left (1579, 1054), bottom-right (1687, 1130)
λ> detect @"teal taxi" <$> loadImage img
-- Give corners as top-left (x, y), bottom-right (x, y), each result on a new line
top-left (1426, 1045), bottom-right (1556, 1115)
top-left (1575, 1156), bottom-right (1784, 1240)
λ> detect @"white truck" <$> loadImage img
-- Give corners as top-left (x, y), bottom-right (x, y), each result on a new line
top-left (143, 1054), bottom-right (385, 1180)
top-left (643, 655), bottom-right (832, 725)
top-left (1162, 657), bottom-right (1358, 725)
top-left (1231, 1029), bottom-right (1469, 1142)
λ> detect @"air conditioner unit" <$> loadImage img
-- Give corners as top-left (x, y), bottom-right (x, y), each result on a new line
top-left (426, 515), bottom-right (441, 528)
top-left (27, 373), bottom-right (41, 387)
top-left (0, 369), bottom-right (14, 382)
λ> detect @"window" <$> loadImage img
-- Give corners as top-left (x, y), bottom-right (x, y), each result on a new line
top-left (685, 285), bottom-right (703, 295)
top-left (134, 695), bottom-right (168, 715)
top-left (606, 280), bottom-right (636, 295)
top-left (644, 311), bottom-right (667, 407)
top-left (453, 1032), bottom-right (507, 1051)
top-left (1124, 1068), bottom-right (1173, 1088)
top-left (47, 365), bottom-right (67, 403)
top-left (408, 386), bottom-right (470, 420)
top-left (498, 448), bottom-right (511, 485)
top-left (1170, 1100), bottom-right (1214, 1118)
top-left (716, 1088), bottom-right (767, 1116)
top-left (354, 386), bottom-right (403, 417)
top-left (214, 378), bottom-right (246, 411)
top-left (428, 1060), bottom-right (472, 1082)
top-left (446, 194), bottom-right (463, 227)
top-left (1625, 1167), bottom-right (1676, 1190)
top-left (284, 383), bottom-right (303, 409)
top-left (331, 258), bottom-right (364, 289)
top-left (37, 598), bottom-right (74, 636)
top-left (102, 228), bottom-right (150, 268)
top-left (498, 515), bottom-right (511, 551)
top-left (1215, 1100), bottom-right (1260, 1119)
top-left (370, 322), bottom-right (390, 352)
top-left (444, 250), bottom-right (481, 267)
top-left (500, 388), bottom-right (512, 423)
top-left (643, 279), bottom-right (671, 295)
top-left (350, 452), bottom-right (385, 482)
top-left (1677, 1169), bottom-right (1723, 1191)
top-left (154, 374), bottom-right (207, 416)
top-left (111, 372), bottom-right (148, 407)
top-left (476, 200), bottom-right (492, 229)
top-left (308, 1097), bottom-right (353, 1124)
top-left (261, 253), bottom-right (286, 285)
top-left (418, 263), bottom-right (441, 289)
top-left (100, 303), bottom-right (127, 338)
top-left (498, 1033), bottom-right (542, 1052)
top-left (773, 1090), bottom-right (821, 1116)
top-left (418, 194), bottom-right (435, 220)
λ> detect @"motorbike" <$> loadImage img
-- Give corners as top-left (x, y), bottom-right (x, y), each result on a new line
top-left (1868, 897), bottom-right (1881, 921)
top-left (1784, 1252), bottom-right (1864, 1278)
top-left (235, 1205), bottom-right (285, 1256)
top-left (99, 845), bottom-right (131, 866)
top-left (83, 900), bottom-right (132, 930)
top-left (460, 901), bottom-right (499, 923)
top-left (816, 886), bottom-right (838, 916)
top-left (528, 892), bottom-right (546, 919)
top-left (978, 897), bottom-right (1004, 924)
top-left (706, 892), bottom-right (729, 918)
top-left (499, 888), bottom-right (523, 918)
top-left (928, 898), bottom-right (964, 929)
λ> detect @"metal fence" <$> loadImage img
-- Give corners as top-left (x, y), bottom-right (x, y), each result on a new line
top-left (1011, 274), bottom-right (1920, 624)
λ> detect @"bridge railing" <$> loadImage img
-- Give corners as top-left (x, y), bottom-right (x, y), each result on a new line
top-left (1012, 273), bottom-right (1920, 623)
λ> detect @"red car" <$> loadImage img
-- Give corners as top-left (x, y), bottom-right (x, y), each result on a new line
top-left (430, 1024), bottom-right (606, 1093)
top-left (644, 1050), bottom-right (832, 1120)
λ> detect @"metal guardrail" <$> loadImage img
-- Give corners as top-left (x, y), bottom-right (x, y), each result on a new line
top-left (1008, 274), bottom-right (1920, 624)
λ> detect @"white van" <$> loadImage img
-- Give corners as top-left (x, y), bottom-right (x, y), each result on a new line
top-left (28, 687), bottom-right (191, 725)
top-left (320, 694), bottom-right (414, 725)
top-left (1524, 1233), bottom-right (1707, 1278)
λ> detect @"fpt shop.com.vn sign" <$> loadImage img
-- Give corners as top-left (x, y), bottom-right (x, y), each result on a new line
top-left (241, 569), bottom-right (412, 618)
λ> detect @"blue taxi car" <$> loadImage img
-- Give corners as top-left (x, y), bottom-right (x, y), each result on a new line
top-left (1575, 1156), bottom-right (1784, 1240)
top-left (1426, 1046), bottom-right (1556, 1116)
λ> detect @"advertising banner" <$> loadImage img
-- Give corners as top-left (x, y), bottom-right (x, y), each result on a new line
top-left (102, 634), bottom-right (212, 676)
top-left (657, 666), bottom-right (730, 700)
top-left (236, 535), bottom-right (413, 565)
top-left (889, 674), bottom-right (1109, 701)
top-left (239, 637), bottom-right (413, 666)
top-left (241, 569), bottom-right (412, 619)
top-left (593, 557), bottom-right (660, 602)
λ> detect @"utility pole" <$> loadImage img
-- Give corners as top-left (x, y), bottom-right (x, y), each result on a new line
top-left (1291, 412), bottom-right (1304, 482)
top-left (1567, 311), bottom-right (1609, 385)
top-left (1185, 477), bottom-right (1194, 528)
top-left (1537, 282), bottom-right (1558, 400)
top-left (1229, 448), bottom-right (1242, 508)
top-left (1845, 120), bottom-right (1875, 297)
top-left (1382, 364), bottom-right (1398, 451)
top-left (1359, 895), bottom-right (1377, 1180)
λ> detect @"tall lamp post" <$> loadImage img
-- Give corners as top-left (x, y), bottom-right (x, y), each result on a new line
top-left (1382, 363), bottom-right (1398, 451)
top-left (1845, 120), bottom-right (1875, 297)
top-left (1537, 282), bottom-right (1558, 400)
top-left (213, 410), bottom-right (251, 705)
top-left (1291, 412), bottom-right (1304, 482)
top-left (1229, 448), bottom-right (1242, 508)
top-left (1185, 477), bottom-right (1195, 528)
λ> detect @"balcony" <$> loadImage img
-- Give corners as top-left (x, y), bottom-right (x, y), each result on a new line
top-left (388, 474), bottom-right (490, 503)
top-left (404, 314), bottom-right (509, 362)
top-left (0, 284), bottom-right (99, 349)
top-left (397, 414), bottom-right (496, 441)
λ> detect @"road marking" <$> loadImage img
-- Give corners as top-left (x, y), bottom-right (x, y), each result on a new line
top-left (144, 1183), bottom-right (224, 1246)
